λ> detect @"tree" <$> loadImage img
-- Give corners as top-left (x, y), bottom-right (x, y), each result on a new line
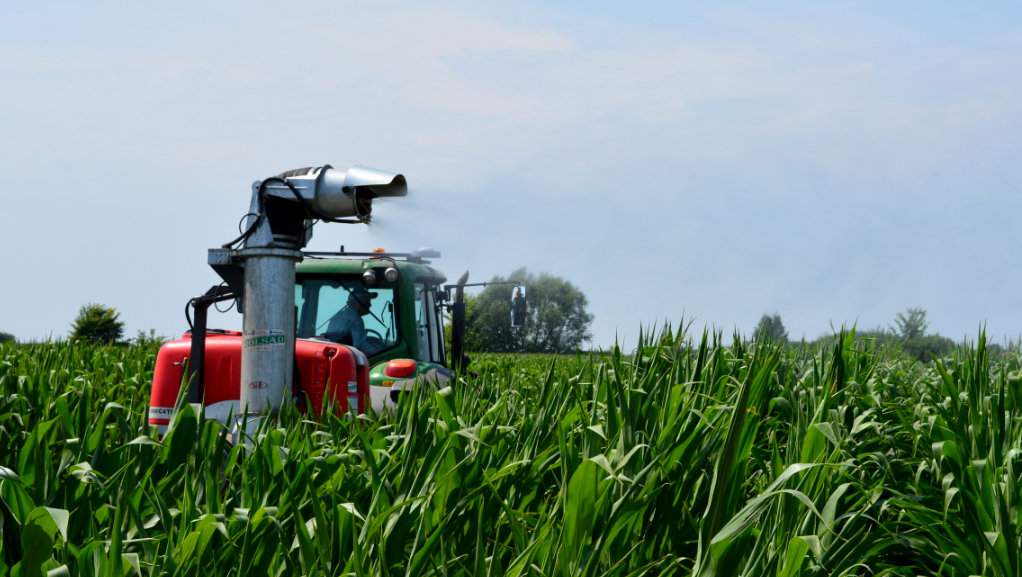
top-left (464, 268), bottom-right (593, 353)
top-left (889, 308), bottom-right (953, 362)
top-left (752, 314), bottom-right (788, 343)
top-left (0, 331), bottom-right (13, 344)
top-left (892, 308), bottom-right (928, 340)
top-left (70, 303), bottom-right (124, 344)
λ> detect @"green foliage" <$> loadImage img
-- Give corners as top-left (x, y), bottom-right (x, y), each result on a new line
top-left (811, 329), bottom-right (954, 364)
top-left (892, 307), bottom-right (928, 340)
top-left (808, 308), bottom-right (955, 364)
top-left (464, 268), bottom-right (593, 353)
top-left (69, 303), bottom-right (124, 345)
top-left (752, 313), bottom-right (788, 343)
top-left (889, 308), bottom-right (954, 362)
top-left (0, 332), bottom-right (13, 345)
top-left (901, 333), bottom-right (955, 362)
top-left (1, 330), bottom-right (1021, 575)
top-left (131, 329), bottom-right (166, 348)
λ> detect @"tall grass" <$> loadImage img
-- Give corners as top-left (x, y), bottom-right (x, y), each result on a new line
top-left (0, 330), bottom-right (1018, 575)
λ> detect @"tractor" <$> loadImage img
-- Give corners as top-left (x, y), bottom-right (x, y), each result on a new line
top-left (148, 164), bottom-right (524, 433)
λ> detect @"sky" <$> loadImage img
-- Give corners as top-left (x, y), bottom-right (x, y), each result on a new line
top-left (1, 1), bottom-right (1021, 347)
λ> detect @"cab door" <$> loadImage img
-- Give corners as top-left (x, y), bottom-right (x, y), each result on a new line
top-left (413, 282), bottom-right (445, 365)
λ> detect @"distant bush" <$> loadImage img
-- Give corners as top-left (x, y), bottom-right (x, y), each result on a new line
top-left (70, 303), bottom-right (124, 344)
top-left (753, 313), bottom-right (789, 343)
top-left (0, 331), bottom-right (14, 344)
top-left (808, 328), bottom-right (955, 363)
top-left (901, 334), bottom-right (955, 363)
top-left (132, 329), bottom-right (167, 348)
top-left (809, 328), bottom-right (896, 351)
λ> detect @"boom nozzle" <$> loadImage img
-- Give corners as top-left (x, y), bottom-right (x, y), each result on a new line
top-left (262, 165), bottom-right (406, 223)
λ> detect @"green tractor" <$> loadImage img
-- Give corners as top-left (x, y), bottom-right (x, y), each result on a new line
top-left (149, 246), bottom-right (526, 427)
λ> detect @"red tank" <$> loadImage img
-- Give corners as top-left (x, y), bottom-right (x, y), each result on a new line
top-left (149, 331), bottom-right (369, 431)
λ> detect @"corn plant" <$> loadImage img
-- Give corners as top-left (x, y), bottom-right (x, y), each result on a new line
top-left (0, 329), bottom-right (1018, 576)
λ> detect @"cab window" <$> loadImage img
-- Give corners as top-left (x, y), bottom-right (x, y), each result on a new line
top-left (295, 277), bottom-right (398, 356)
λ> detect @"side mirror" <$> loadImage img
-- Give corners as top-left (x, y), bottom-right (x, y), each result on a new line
top-left (510, 285), bottom-right (527, 328)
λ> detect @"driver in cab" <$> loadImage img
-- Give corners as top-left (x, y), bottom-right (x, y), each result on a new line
top-left (325, 286), bottom-right (377, 353)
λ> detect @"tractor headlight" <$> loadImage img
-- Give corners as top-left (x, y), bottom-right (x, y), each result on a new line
top-left (384, 267), bottom-right (400, 283)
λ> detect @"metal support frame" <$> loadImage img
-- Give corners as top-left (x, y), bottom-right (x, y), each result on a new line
top-left (187, 285), bottom-right (238, 403)
top-left (303, 247), bottom-right (439, 264)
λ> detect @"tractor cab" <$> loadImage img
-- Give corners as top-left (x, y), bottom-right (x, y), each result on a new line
top-left (296, 255), bottom-right (447, 365)
top-left (294, 251), bottom-right (453, 410)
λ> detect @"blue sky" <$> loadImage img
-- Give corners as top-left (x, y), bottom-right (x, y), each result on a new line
top-left (2, 2), bottom-right (1021, 346)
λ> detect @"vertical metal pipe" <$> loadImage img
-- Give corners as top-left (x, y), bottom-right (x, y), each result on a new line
top-left (188, 301), bottom-right (208, 403)
top-left (451, 286), bottom-right (466, 371)
top-left (238, 247), bottom-right (301, 415)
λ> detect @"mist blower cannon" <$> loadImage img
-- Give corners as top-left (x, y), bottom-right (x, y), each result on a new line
top-left (149, 163), bottom-right (526, 435)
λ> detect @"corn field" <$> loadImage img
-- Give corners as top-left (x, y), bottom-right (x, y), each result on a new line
top-left (1, 329), bottom-right (1021, 576)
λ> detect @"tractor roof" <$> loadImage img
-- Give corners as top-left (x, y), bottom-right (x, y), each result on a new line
top-left (297, 256), bottom-right (446, 285)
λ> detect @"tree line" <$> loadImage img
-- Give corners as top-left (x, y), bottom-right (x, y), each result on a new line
top-left (1, 304), bottom-right (134, 346)
top-left (753, 307), bottom-right (961, 362)
top-left (0, 282), bottom-right (989, 365)
top-left (0, 271), bottom-right (598, 353)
